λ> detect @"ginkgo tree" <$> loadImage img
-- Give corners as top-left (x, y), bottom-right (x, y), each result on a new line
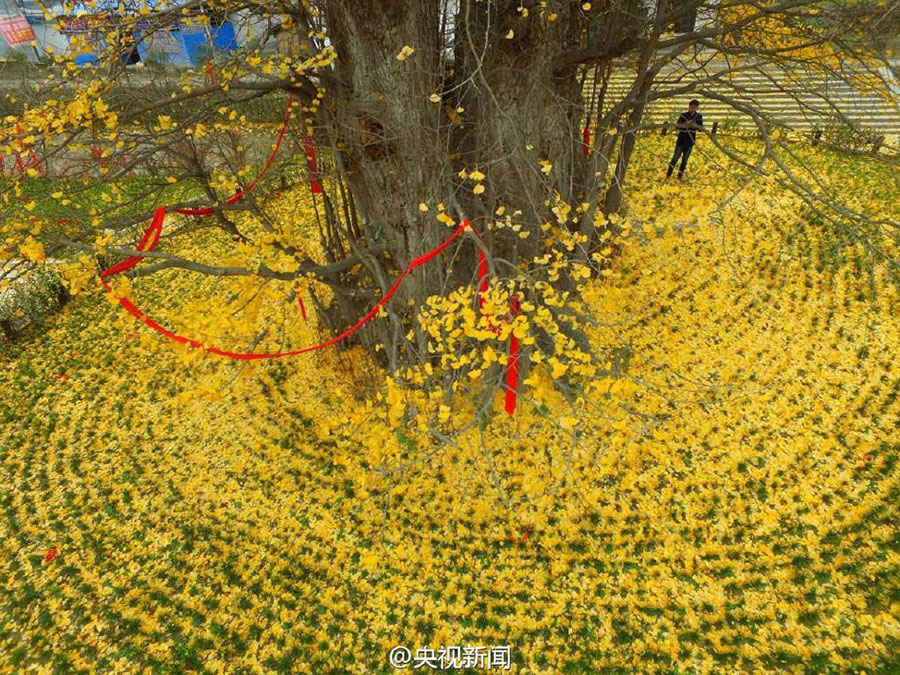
top-left (1, 0), bottom-right (898, 377)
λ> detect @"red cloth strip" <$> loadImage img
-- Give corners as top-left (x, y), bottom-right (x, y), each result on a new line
top-left (297, 294), bottom-right (307, 321)
top-left (24, 154), bottom-right (45, 175)
top-left (582, 126), bottom-right (591, 156)
top-left (476, 246), bottom-right (501, 335)
top-left (100, 206), bottom-right (166, 279)
top-left (304, 135), bottom-right (322, 195)
top-left (477, 250), bottom-right (488, 309)
top-left (504, 294), bottom-right (521, 415)
top-left (101, 219), bottom-right (472, 360)
top-left (13, 123), bottom-right (46, 176)
top-left (477, 250), bottom-right (488, 291)
top-left (304, 135), bottom-right (318, 172)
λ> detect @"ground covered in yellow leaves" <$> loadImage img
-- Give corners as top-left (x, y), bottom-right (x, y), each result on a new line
top-left (1, 138), bottom-right (898, 674)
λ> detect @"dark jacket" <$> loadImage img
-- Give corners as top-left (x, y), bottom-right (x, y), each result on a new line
top-left (676, 111), bottom-right (703, 146)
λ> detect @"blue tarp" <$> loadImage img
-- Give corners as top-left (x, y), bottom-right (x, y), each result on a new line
top-left (47, 0), bottom-right (237, 66)
top-left (135, 20), bottom-right (236, 66)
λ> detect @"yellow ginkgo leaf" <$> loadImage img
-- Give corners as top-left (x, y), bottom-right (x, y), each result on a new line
top-left (20, 237), bottom-right (45, 262)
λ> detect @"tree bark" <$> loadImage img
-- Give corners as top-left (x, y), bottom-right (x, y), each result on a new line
top-left (315, 0), bottom-right (596, 368)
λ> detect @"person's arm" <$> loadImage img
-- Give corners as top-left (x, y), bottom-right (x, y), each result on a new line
top-left (675, 113), bottom-right (689, 131)
top-left (682, 114), bottom-right (702, 131)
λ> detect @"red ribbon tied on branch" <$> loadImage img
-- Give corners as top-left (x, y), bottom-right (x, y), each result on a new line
top-left (475, 244), bottom-right (521, 416)
top-left (100, 208), bottom-right (474, 360)
top-left (92, 90), bottom-right (516, 416)
top-left (13, 123), bottom-right (46, 176)
top-left (477, 250), bottom-right (489, 310)
top-left (304, 135), bottom-right (323, 195)
top-left (505, 294), bottom-right (521, 415)
top-left (297, 294), bottom-right (308, 321)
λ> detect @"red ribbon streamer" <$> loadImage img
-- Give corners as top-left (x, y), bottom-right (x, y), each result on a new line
top-left (97, 96), bottom-right (295, 325)
top-left (101, 208), bottom-right (472, 359)
top-left (28, 155), bottom-right (46, 176)
top-left (13, 123), bottom-right (45, 176)
top-left (582, 126), bottom-right (591, 156)
top-left (297, 294), bottom-right (308, 321)
top-left (476, 245), bottom-right (519, 415)
top-left (83, 91), bottom-right (515, 412)
top-left (206, 60), bottom-right (216, 85)
top-left (477, 250), bottom-right (489, 310)
top-left (505, 294), bottom-right (521, 415)
top-left (100, 206), bottom-right (165, 279)
top-left (304, 135), bottom-right (322, 195)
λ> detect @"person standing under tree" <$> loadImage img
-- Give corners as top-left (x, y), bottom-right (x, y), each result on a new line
top-left (667, 99), bottom-right (704, 179)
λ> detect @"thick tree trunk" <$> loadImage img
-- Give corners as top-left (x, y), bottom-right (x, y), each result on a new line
top-left (321, 0), bottom-right (452, 369)
top-left (314, 0), bottom-right (589, 369)
top-left (308, 0), bottom-right (643, 371)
